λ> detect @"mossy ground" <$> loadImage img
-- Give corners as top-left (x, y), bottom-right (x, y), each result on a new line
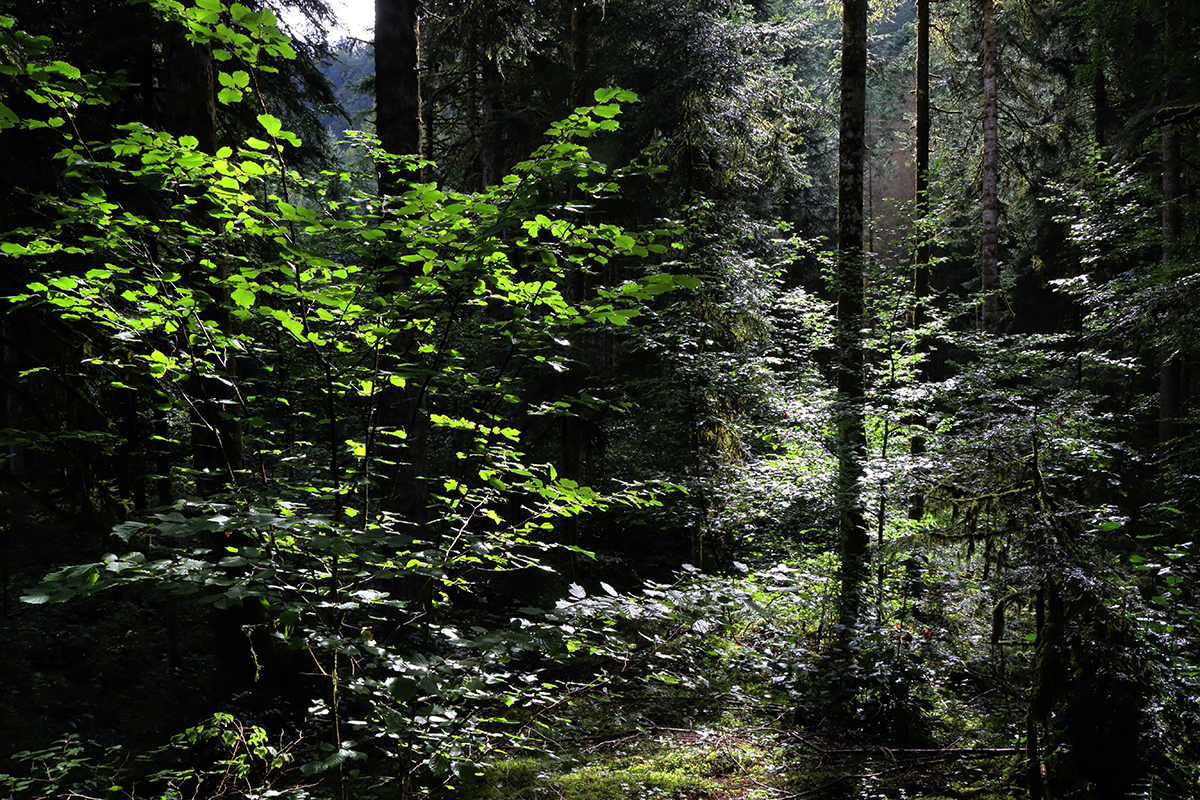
top-left (444, 562), bottom-right (1025, 800)
top-left (452, 724), bottom-right (1020, 800)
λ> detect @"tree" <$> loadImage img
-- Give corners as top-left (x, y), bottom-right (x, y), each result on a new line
top-left (374, 0), bottom-right (419, 161)
top-left (833, 0), bottom-right (869, 629)
top-left (979, 0), bottom-right (1001, 334)
top-left (373, 0), bottom-right (430, 528)
top-left (4, 5), bottom-right (681, 783)
top-left (908, 0), bottom-right (931, 520)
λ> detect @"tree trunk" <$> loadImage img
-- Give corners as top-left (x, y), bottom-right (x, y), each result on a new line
top-left (1158, 124), bottom-right (1183, 446)
top-left (466, 24), bottom-right (480, 186)
top-left (980, 0), bottom-right (1001, 334)
top-left (835, 0), bottom-right (869, 629)
top-left (1158, 0), bottom-right (1184, 446)
top-left (3, 322), bottom-right (25, 620)
top-left (557, 0), bottom-right (592, 579)
top-left (161, 19), bottom-right (242, 493)
top-left (160, 22), bottom-right (217, 155)
top-left (909, 0), bottom-right (930, 520)
top-left (375, 0), bottom-right (429, 525)
top-left (375, 0), bottom-right (420, 167)
top-left (1093, 52), bottom-right (1107, 152)
top-left (481, 53), bottom-right (504, 187)
top-left (571, 0), bottom-right (590, 110)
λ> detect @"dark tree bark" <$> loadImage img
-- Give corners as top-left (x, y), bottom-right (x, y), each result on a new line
top-left (480, 54), bottom-right (504, 188)
top-left (375, 0), bottom-right (420, 165)
top-left (909, 0), bottom-right (931, 520)
top-left (1158, 123), bottom-right (1183, 446)
top-left (3, 323), bottom-right (25, 620)
top-left (375, 0), bottom-right (429, 525)
top-left (571, 0), bottom-right (590, 110)
top-left (834, 0), bottom-right (869, 629)
top-left (1158, 1), bottom-right (1185, 447)
top-left (558, 0), bottom-right (592, 578)
top-left (465, 23), bottom-right (480, 186)
top-left (980, 0), bottom-right (1001, 334)
top-left (161, 20), bottom-right (243, 492)
top-left (160, 22), bottom-right (217, 156)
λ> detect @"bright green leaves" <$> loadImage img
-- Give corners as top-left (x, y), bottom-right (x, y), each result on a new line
top-left (145, 349), bottom-right (176, 379)
top-left (256, 113), bottom-right (282, 137)
top-left (255, 112), bottom-right (300, 146)
top-left (149, 0), bottom-right (294, 71)
top-left (230, 286), bottom-right (256, 308)
top-left (568, 87), bottom-right (639, 132)
top-left (593, 87), bottom-right (638, 104)
top-left (217, 69), bottom-right (250, 104)
top-left (11, 76), bottom-right (675, 541)
top-left (6, 69), bottom-right (691, 791)
top-left (543, 88), bottom-right (639, 151)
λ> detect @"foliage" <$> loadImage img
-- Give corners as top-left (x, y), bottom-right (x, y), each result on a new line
top-left (0, 3), bottom-right (707, 794)
top-left (4, 0), bottom-right (1200, 798)
top-left (0, 713), bottom-right (311, 799)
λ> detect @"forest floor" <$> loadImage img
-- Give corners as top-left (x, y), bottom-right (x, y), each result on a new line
top-left (451, 558), bottom-right (1029, 800)
top-left (462, 721), bottom-right (1023, 800)
top-left (3, 548), bottom-right (1034, 800)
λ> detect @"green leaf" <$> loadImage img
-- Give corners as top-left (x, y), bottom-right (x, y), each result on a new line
top-left (50, 60), bottom-right (81, 80)
top-left (231, 286), bottom-right (256, 308)
top-left (593, 87), bottom-right (624, 103)
top-left (256, 113), bottom-right (282, 137)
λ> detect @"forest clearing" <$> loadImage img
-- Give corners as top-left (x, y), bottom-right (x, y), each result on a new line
top-left (1, 0), bottom-right (1198, 798)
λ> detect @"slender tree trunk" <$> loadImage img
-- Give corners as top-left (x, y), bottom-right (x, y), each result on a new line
top-left (161, 20), bottom-right (242, 492)
top-left (835, 0), bottom-right (869, 629)
top-left (980, 0), bottom-right (1001, 334)
top-left (3, 323), bottom-right (25, 620)
top-left (1093, 51), bottom-right (1107, 152)
top-left (481, 54), bottom-right (504, 187)
top-left (908, 0), bottom-right (930, 520)
top-left (375, 0), bottom-right (429, 525)
top-left (160, 23), bottom-right (217, 155)
top-left (466, 24), bottom-right (480, 187)
top-left (1158, 123), bottom-right (1183, 445)
top-left (1158, 0), bottom-right (1184, 447)
top-left (571, 0), bottom-right (590, 110)
top-left (557, 0), bottom-right (592, 579)
top-left (116, 390), bottom-right (147, 511)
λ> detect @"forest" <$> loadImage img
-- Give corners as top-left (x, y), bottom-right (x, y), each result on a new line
top-left (1, 0), bottom-right (1198, 798)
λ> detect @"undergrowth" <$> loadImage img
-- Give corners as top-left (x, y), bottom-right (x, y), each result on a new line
top-left (426, 545), bottom-right (1026, 800)
top-left (2, 545), bottom-right (1030, 800)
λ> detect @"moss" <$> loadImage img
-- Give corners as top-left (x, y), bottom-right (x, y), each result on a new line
top-left (554, 762), bottom-right (716, 800)
top-left (451, 750), bottom-right (721, 800)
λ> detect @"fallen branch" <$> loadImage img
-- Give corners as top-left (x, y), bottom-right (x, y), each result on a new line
top-left (819, 746), bottom-right (1020, 759)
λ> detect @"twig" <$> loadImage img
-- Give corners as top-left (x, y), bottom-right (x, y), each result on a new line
top-left (818, 746), bottom-right (1020, 758)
